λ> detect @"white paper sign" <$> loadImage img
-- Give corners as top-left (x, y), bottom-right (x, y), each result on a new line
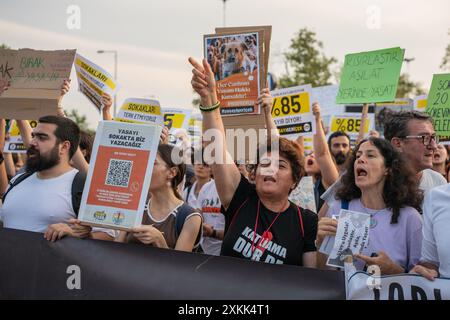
top-left (288, 176), bottom-right (317, 213)
top-left (346, 270), bottom-right (450, 300)
top-left (324, 209), bottom-right (370, 268)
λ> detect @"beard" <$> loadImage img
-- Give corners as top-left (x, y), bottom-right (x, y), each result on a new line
top-left (26, 144), bottom-right (60, 172)
top-left (333, 151), bottom-right (348, 165)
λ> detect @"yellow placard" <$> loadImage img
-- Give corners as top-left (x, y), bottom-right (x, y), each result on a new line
top-left (75, 57), bottom-right (117, 91)
top-left (416, 99), bottom-right (427, 110)
top-left (271, 92), bottom-right (310, 117)
top-left (122, 102), bottom-right (161, 115)
top-left (163, 113), bottom-right (185, 130)
top-left (331, 117), bottom-right (370, 134)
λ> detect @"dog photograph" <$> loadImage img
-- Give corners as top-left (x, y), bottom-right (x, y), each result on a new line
top-left (205, 32), bottom-right (259, 81)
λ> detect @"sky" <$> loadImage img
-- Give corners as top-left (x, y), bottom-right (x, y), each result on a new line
top-left (1, 0), bottom-right (449, 129)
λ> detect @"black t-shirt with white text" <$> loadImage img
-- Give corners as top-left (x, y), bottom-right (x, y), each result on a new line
top-left (221, 175), bottom-right (318, 266)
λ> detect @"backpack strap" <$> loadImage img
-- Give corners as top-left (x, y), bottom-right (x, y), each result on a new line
top-left (71, 171), bottom-right (87, 215)
top-left (2, 170), bottom-right (36, 203)
top-left (341, 199), bottom-right (349, 210)
top-left (184, 184), bottom-right (194, 203)
top-left (175, 203), bottom-right (202, 248)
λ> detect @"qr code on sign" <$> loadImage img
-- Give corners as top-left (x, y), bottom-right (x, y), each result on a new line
top-left (105, 159), bottom-right (133, 187)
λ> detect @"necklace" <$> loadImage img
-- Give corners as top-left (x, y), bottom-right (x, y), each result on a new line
top-left (360, 199), bottom-right (385, 229)
top-left (251, 199), bottom-right (288, 254)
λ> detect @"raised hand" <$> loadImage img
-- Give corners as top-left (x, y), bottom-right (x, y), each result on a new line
top-left (188, 57), bottom-right (217, 107)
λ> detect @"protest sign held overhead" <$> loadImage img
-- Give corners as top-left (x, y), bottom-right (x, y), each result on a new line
top-left (74, 53), bottom-right (120, 111)
top-left (330, 113), bottom-right (373, 138)
top-left (425, 73), bottom-right (450, 143)
top-left (270, 85), bottom-right (315, 139)
top-left (162, 107), bottom-right (192, 146)
top-left (336, 47), bottom-right (404, 104)
top-left (0, 48), bottom-right (75, 119)
top-left (115, 98), bottom-right (163, 126)
top-left (3, 120), bottom-right (37, 153)
top-left (78, 121), bottom-right (162, 231)
top-left (204, 28), bottom-right (267, 116)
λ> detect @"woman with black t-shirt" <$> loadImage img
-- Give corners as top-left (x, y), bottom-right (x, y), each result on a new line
top-left (189, 57), bottom-right (317, 267)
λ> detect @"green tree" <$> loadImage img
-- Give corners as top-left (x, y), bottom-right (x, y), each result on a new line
top-left (396, 73), bottom-right (426, 98)
top-left (441, 29), bottom-right (450, 71)
top-left (0, 44), bottom-right (11, 49)
top-left (65, 109), bottom-right (94, 134)
top-left (279, 28), bottom-right (337, 88)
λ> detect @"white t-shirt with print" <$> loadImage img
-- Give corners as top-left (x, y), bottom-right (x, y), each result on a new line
top-left (197, 180), bottom-right (224, 256)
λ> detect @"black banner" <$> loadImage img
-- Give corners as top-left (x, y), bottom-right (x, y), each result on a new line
top-left (0, 228), bottom-right (345, 299)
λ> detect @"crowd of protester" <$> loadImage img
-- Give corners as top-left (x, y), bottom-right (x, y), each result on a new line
top-left (0, 56), bottom-right (449, 285)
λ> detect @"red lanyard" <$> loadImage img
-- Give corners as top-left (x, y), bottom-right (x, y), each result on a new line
top-left (251, 199), bottom-right (287, 253)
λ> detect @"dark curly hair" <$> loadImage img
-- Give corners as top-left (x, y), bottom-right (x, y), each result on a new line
top-left (252, 137), bottom-right (306, 193)
top-left (336, 137), bottom-right (423, 224)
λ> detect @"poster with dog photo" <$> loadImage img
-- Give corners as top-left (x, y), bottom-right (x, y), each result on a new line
top-left (204, 31), bottom-right (263, 116)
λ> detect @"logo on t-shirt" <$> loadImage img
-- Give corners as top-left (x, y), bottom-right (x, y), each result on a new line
top-left (232, 226), bottom-right (287, 264)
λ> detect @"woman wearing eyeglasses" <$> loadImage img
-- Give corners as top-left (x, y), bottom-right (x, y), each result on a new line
top-left (316, 137), bottom-right (424, 274)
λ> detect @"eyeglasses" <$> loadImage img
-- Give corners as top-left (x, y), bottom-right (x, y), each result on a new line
top-left (401, 134), bottom-right (439, 146)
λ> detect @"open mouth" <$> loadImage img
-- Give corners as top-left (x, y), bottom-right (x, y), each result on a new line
top-left (434, 153), bottom-right (441, 160)
top-left (356, 168), bottom-right (368, 177)
top-left (307, 159), bottom-right (314, 166)
top-left (263, 176), bottom-right (276, 183)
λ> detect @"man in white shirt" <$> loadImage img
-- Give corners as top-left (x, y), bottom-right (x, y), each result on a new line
top-left (411, 183), bottom-right (450, 279)
top-left (0, 115), bottom-right (111, 241)
top-left (384, 110), bottom-right (447, 193)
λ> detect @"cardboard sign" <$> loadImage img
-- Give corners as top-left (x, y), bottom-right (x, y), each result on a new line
top-left (0, 49), bottom-right (15, 91)
top-left (0, 49), bottom-right (75, 119)
top-left (270, 85), bottom-right (315, 139)
top-left (78, 121), bottom-right (162, 231)
top-left (425, 74), bottom-right (450, 137)
top-left (74, 53), bottom-right (120, 111)
top-left (3, 120), bottom-right (37, 153)
top-left (204, 31), bottom-right (263, 116)
top-left (336, 47), bottom-right (404, 104)
top-left (320, 209), bottom-right (370, 268)
top-left (115, 98), bottom-right (163, 126)
top-left (209, 26), bottom-right (272, 162)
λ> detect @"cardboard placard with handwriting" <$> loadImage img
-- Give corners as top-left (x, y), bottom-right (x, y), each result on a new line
top-left (213, 26), bottom-right (271, 162)
top-left (0, 49), bottom-right (75, 119)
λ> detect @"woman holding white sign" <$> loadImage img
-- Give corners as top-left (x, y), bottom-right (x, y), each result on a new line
top-left (116, 144), bottom-right (203, 252)
top-left (316, 137), bottom-right (423, 274)
top-left (189, 57), bottom-right (318, 267)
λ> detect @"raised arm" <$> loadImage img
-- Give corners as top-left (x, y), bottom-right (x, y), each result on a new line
top-left (189, 57), bottom-right (240, 209)
top-left (259, 88), bottom-right (279, 140)
top-left (355, 103), bottom-right (369, 145)
top-left (312, 103), bottom-right (339, 189)
top-left (101, 93), bottom-right (114, 121)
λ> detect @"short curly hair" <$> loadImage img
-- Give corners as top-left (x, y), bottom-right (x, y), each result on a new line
top-left (336, 137), bottom-right (423, 223)
top-left (253, 137), bottom-right (306, 193)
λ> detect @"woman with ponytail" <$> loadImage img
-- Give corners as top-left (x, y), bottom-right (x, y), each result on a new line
top-left (117, 144), bottom-right (203, 252)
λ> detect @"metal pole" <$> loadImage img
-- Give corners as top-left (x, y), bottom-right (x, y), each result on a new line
top-left (223, 0), bottom-right (226, 27)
